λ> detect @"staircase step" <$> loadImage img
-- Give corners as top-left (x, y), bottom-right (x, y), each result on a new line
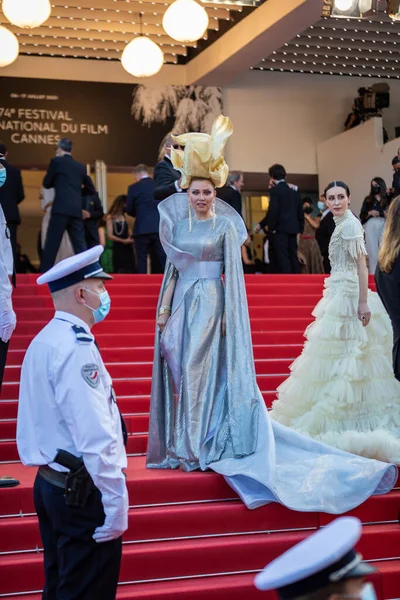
top-left (13, 306), bottom-right (315, 322)
top-left (11, 293), bottom-right (321, 310)
top-left (3, 358), bottom-right (293, 384)
top-left (0, 502), bottom-right (320, 554)
top-left (0, 392), bottom-right (276, 421)
top-left (0, 376), bottom-right (284, 402)
top-left (8, 331), bottom-right (307, 351)
top-left (0, 415), bottom-right (151, 441)
top-left (14, 318), bottom-right (312, 337)
top-left (2, 491), bottom-right (400, 554)
top-left (0, 525), bottom-right (398, 595)
top-left (0, 573), bottom-right (272, 600)
top-left (0, 458), bottom-right (235, 516)
top-left (4, 344), bottom-right (303, 366)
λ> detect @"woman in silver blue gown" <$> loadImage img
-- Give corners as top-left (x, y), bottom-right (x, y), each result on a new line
top-left (146, 116), bottom-right (397, 513)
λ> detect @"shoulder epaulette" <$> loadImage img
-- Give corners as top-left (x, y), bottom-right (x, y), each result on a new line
top-left (71, 325), bottom-right (94, 344)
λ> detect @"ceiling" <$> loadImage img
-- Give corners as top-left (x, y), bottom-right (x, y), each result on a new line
top-left (253, 8), bottom-right (400, 79)
top-left (0, 0), bottom-right (246, 65)
top-left (0, 0), bottom-right (324, 85)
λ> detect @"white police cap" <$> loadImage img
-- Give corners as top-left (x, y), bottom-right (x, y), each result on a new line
top-left (254, 517), bottom-right (375, 599)
top-left (37, 245), bottom-right (112, 293)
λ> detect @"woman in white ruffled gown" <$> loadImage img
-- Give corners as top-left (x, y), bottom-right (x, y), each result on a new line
top-left (271, 181), bottom-right (400, 463)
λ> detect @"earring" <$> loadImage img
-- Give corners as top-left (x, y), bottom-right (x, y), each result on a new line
top-left (212, 201), bottom-right (216, 230)
top-left (188, 198), bottom-right (193, 232)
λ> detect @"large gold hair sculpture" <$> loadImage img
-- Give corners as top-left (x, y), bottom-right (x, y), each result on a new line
top-left (170, 115), bottom-right (233, 189)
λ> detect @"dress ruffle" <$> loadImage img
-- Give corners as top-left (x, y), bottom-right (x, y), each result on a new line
top-left (271, 271), bottom-right (400, 464)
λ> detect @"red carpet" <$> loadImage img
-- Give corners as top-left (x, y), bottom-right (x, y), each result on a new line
top-left (0, 273), bottom-right (398, 599)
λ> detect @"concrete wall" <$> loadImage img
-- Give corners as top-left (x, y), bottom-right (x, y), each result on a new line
top-left (223, 70), bottom-right (400, 175)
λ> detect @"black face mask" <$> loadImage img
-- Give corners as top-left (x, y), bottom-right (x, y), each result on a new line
top-left (303, 206), bottom-right (313, 214)
top-left (371, 185), bottom-right (380, 195)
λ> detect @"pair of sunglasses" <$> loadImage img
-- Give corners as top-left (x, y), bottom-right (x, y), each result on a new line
top-left (172, 144), bottom-right (184, 150)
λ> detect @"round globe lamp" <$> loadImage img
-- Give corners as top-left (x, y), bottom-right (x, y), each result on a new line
top-left (2, 0), bottom-right (52, 29)
top-left (121, 37), bottom-right (164, 78)
top-left (163, 0), bottom-right (209, 43)
top-left (0, 26), bottom-right (19, 67)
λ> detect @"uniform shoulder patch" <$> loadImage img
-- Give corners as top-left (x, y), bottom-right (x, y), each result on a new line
top-left (81, 363), bottom-right (100, 388)
top-left (72, 324), bottom-right (93, 344)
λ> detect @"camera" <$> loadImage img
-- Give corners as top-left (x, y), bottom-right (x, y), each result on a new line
top-left (353, 83), bottom-right (390, 117)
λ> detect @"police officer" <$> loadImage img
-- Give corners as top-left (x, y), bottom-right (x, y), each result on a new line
top-left (254, 517), bottom-right (377, 600)
top-left (17, 246), bottom-right (128, 600)
top-left (0, 163), bottom-right (16, 391)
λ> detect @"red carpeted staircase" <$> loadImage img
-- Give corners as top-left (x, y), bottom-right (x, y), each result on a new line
top-left (0, 274), bottom-right (399, 599)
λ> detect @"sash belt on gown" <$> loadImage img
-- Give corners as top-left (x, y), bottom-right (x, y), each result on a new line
top-left (179, 261), bottom-right (223, 280)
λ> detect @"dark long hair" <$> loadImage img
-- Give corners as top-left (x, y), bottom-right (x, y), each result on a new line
top-left (365, 176), bottom-right (388, 209)
top-left (323, 181), bottom-right (350, 197)
top-left (108, 195), bottom-right (127, 217)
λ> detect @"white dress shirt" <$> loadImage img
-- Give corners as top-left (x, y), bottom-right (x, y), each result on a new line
top-left (17, 310), bottom-right (128, 518)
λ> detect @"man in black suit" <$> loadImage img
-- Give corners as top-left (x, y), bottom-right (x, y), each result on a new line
top-left (41, 138), bottom-right (95, 272)
top-left (126, 165), bottom-right (166, 274)
top-left (315, 195), bottom-right (335, 274)
top-left (257, 164), bottom-right (304, 274)
top-left (153, 135), bottom-right (183, 201)
top-left (391, 157), bottom-right (400, 198)
top-left (0, 141), bottom-right (25, 262)
top-left (217, 171), bottom-right (243, 216)
top-left (82, 177), bottom-right (104, 249)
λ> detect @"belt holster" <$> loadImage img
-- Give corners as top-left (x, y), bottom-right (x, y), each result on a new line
top-left (65, 465), bottom-right (94, 508)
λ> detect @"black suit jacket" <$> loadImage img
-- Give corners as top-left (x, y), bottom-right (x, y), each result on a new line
top-left (261, 182), bottom-right (304, 235)
top-left (126, 177), bottom-right (160, 236)
top-left (0, 158), bottom-right (24, 224)
top-left (315, 210), bottom-right (335, 258)
top-left (153, 157), bottom-right (181, 201)
top-left (82, 182), bottom-right (104, 248)
top-left (43, 154), bottom-right (95, 218)
top-left (217, 186), bottom-right (242, 216)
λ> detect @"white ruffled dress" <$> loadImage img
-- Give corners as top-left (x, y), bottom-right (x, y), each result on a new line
top-left (271, 209), bottom-right (400, 463)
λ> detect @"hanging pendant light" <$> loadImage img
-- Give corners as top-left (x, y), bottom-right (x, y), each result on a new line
top-left (0, 26), bottom-right (19, 67)
top-left (121, 14), bottom-right (164, 78)
top-left (333, 0), bottom-right (354, 9)
top-left (163, 0), bottom-right (209, 43)
top-left (2, 0), bottom-right (51, 29)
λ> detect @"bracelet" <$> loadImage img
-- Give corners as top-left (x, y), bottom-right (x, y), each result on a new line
top-left (159, 306), bottom-right (171, 316)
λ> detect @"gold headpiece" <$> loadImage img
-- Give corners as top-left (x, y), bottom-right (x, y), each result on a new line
top-left (170, 115), bottom-right (233, 189)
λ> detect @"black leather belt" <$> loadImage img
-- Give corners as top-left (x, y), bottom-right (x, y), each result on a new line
top-left (38, 465), bottom-right (67, 489)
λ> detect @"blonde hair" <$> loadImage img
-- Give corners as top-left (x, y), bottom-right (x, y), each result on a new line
top-left (378, 196), bottom-right (400, 273)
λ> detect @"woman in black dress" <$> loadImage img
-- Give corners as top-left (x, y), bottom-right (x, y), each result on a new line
top-left (375, 196), bottom-right (400, 381)
top-left (106, 195), bottom-right (136, 273)
top-left (360, 177), bottom-right (388, 273)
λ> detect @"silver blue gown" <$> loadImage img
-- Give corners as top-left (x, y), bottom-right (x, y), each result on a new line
top-left (146, 193), bottom-right (397, 512)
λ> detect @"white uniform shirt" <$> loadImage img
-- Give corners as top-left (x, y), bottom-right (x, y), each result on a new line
top-left (0, 204), bottom-right (13, 312)
top-left (17, 311), bottom-right (128, 518)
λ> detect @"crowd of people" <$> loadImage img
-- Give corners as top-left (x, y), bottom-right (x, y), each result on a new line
top-left (1, 134), bottom-right (400, 282)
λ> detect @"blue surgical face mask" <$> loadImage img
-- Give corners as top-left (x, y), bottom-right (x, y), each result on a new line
top-left (0, 165), bottom-right (6, 188)
top-left (83, 288), bottom-right (111, 324)
top-left (360, 583), bottom-right (377, 600)
top-left (317, 201), bottom-right (326, 211)
top-left (341, 583), bottom-right (377, 600)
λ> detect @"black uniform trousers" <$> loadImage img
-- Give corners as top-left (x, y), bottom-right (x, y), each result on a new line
top-left (134, 233), bottom-right (166, 274)
top-left (34, 473), bottom-right (122, 600)
top-left (272, 232), bottom-right (300, 274)
top-left (0, 340), bottom-right (9, 392)
top-left (40, 214), bottom-right (87, 272)
top-left (7, 223), bottom-right (18, 266)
